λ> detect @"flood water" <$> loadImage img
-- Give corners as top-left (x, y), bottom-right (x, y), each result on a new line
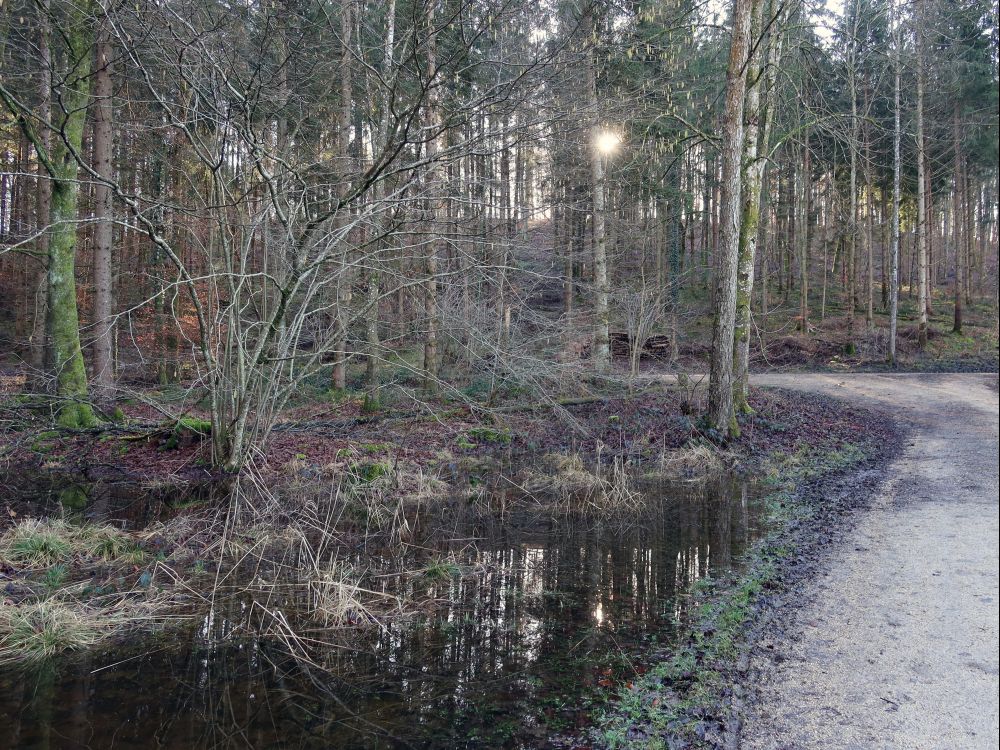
top-left (0, 477), bottom-right (765, 749)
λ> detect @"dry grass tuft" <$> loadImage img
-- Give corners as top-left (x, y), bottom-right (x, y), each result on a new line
top-left (307, 564), bottom-right (369, 626)
top-left (523, 453), bottom-right (643, 514)
top-left (0, 600), bottom-right (102, 665)
top-left (1, 518), bottom-right (152, 568)
top-left (655, 441), bottom-right (728, 481)
top-left (1, 519), bottom-right (74, 566)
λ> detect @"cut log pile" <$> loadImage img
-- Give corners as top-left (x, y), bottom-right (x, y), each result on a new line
top-left (609, 332), bottom-right (671, 359)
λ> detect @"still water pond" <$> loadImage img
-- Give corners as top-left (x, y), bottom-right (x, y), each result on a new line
top-left (0, 478), bottom-right (765, 749)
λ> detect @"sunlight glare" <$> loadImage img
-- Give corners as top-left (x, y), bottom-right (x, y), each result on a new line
top-left (596, 131), bottom-right (621, 154)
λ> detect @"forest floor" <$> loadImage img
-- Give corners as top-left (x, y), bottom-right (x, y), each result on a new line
top-left (0, 294), bottom-right (995, 487)
top-left (740, 372), bottom-right (999, 750)
top-left (0, 380), bottom-right (872, 501)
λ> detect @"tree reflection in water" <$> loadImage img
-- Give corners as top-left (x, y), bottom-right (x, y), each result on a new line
top-left (0, 478), bottom-right (762, 749)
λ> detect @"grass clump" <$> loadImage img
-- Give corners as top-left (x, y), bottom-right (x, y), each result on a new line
top-left (0, 601), bottom-right (101, 665)
top-left (1, 519), bottom-right (73, 566)
top-left (42, 565), bottom-right (69, 592)
top-left (423, 559), bottom-right (462, 581)
top-left (78, 525), bottom-right (146, 562)
top-left (654, 440), bottom-right (727, 481)
top-left (1, 519), bottom-right (148, 568)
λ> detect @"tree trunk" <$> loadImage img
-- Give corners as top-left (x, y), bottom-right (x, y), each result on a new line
top-left (889, 4), bottom-right (901, 364)
top-left (952, 107), bottom-right (963, 334)
top-left (799, 137), bottom-right (811, 332)
top-left (31, 0), bottom-right (52, 379)
top-left (915, 0), bottom-right (929, 349)
top-left (585, 9), bottom-right (610, 371)
top-left (708, 0), bottom-right (758, 437)
top-left (846, 29), bottom-right (859, 350)
top-left (333, 0), bottom-right (354, 391)
top-left (422, 6), bottom-right (442, 391)
top-left (91, 26), bottom-right (115, 400)
top-left (734, 0), bottom-right (783, 413)
top-left (41, 1), bottom-right (96, 426)
top-left (864, 92), bottom-right (874, 329)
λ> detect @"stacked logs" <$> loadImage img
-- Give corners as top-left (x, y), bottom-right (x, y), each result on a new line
top-left (609, 332), bottom-right (671, 359)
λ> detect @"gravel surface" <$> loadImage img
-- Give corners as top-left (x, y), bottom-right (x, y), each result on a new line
top-left (743, 373), bottom-right (1000, 750)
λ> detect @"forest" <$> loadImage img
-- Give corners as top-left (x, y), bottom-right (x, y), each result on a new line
top-left (0, 0), bottom-right (997, 746)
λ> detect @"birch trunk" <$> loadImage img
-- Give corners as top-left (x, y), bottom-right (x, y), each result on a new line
top-left (734, 0), bottom-right (784, 412)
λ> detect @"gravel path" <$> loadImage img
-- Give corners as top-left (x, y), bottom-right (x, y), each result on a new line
top-left (742, 373), bottom-right (999, 750)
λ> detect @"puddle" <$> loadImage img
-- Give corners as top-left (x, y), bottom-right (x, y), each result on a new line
top-left (0, 476), bottom-right (765, 748)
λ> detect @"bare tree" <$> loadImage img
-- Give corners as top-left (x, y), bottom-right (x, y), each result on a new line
top-left (708, 0), bottom-right (760, 437)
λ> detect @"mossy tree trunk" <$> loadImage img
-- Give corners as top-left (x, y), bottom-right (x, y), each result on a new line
top-left (708, 0), bottom-right (760, 438)
top-left (37, 0), bottom-right (96, 427)
top-left (733, 0), bottom-right (784, 414)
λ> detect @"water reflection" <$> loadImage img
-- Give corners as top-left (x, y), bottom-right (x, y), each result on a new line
top-left (3, 475), bottom-right (224, 529)
top-left (0, 478), bottom-right (761, 749)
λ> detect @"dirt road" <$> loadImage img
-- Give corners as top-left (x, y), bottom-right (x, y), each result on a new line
top-left (741, 373), bottom-right (999, 749)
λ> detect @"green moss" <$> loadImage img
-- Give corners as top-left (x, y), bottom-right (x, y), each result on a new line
top-left (162, 417), bottom-right (211, 450)
top-left (361, 393), bottom-right (382, 414)
top-left (175, 417), bottom-right (212, 435)
top-left (465, 427), bottom-right (512, 446)
top-left (350, 461), bottom-right (391, 483)
top-left (360, 442), bottom-right (393, 454)
top-left (31, 442), bottom-right (54, 454)
top-left (58, 486), bottom-right (88, 510)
